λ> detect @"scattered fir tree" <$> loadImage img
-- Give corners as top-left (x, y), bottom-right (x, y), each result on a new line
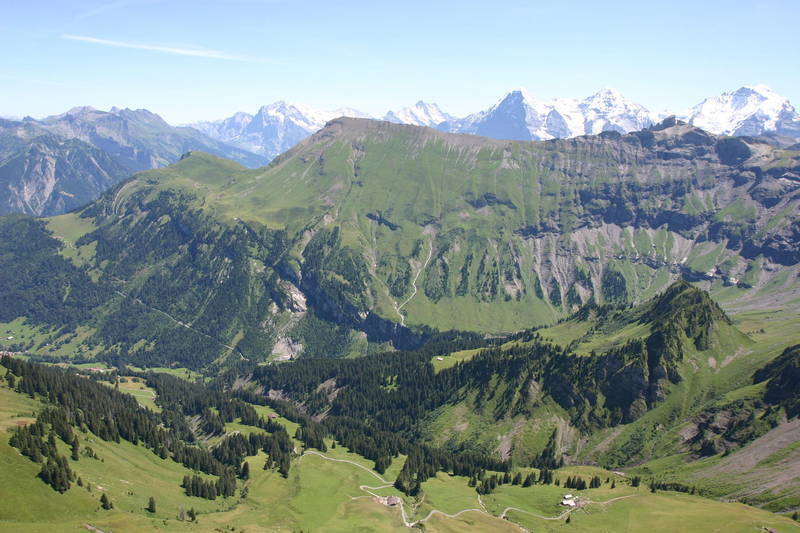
top-left (100, 493), bottom-right (113, 510)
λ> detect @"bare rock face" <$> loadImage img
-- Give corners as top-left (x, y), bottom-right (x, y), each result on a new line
top-left (271, 337), bottom-right (303, 361)
top-left (0, 134), bottom-right (128, 216)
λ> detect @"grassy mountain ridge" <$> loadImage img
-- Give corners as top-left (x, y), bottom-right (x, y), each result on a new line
top-left (0, 117), bottom-right (798, 369)
top-left (79, 118), bottom-right (800, 337)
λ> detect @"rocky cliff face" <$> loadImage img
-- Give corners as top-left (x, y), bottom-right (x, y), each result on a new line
top-left (0, 132), bottom-right (128, 216)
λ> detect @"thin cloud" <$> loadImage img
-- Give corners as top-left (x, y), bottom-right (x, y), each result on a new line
top-left (74, 1), bottom-right (139, 21)
top-left (62, 34), bottom-right (270, 63)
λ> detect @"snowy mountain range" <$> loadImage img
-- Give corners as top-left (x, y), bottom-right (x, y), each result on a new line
top-left (684, 85), bottom-right (800, 137)
top-left (439, 88), bottom-right (654, 141)
top-left (190, 85), bottom-right (800, 160)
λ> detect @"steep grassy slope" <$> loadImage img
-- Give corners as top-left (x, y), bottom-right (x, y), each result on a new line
top-left (1, 118), bottom-right (798, 367)
top-left (91, 118), bottom-right (800, 335)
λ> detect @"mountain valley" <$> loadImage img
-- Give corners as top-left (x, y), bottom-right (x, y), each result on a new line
top-left (0, 111), bottom-right (798, 533)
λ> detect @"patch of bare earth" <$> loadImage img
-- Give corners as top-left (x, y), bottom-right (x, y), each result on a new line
top-left (495, 420), bottom-right (525, 461)
top-left (692, 418), bottom-right (800, 498)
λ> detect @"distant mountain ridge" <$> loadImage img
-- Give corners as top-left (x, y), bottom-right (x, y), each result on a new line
top-left (685, 85), bottom-right (800, 137)
top-left (0, 106), bottom-right (269, 216)
top-left (193, 85), bottom-right (800, 160)
top-left (39, 106), bottom-right (267, 171)
top-left (0, 118), bottom-right (128, 216)
top-left (2, 85), bottom-right (798, 217)
top-left (384, 101), bottom-right (455, 127)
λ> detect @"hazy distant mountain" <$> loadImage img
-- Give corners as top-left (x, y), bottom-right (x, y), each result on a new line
top-left (683, 85), bottom-right (800, 137)
top-left (0, 118), bottom-right (128, 216)
top-left (190, 102), bottom-right (373, 160)
top-left (384, 101), bottom-right (454, 127)
top-left (40, 106), bottom-right (267, 171)
top-left (0, 107), bottom-right (268, 216)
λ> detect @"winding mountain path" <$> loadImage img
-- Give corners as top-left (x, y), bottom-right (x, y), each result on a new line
top-left (300, 449), bottom-right (638, 530)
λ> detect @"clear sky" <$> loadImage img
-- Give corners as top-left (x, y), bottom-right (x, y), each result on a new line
top-left (1, 0), bottom-right (798, 124)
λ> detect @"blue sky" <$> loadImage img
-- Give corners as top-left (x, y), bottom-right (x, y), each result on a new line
top-left (1, 0), bottom-right (798, 124)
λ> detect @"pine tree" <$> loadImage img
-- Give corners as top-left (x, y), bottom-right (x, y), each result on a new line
top-left (187, 507), bottom-right (197, 521)
top-left (71, 437), bottom-right (80, 461)
top-left (240, 461), bottom-right (250, 480)
top-left (147, 496), bottom-right (156, 513)
top-left (100, 493), bottom-right (113, 510)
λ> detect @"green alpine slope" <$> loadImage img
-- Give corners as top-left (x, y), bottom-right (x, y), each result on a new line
top-left (2, 353), bottom-right (799, 532)
top-left (0, 117), bottom-right (798, 369)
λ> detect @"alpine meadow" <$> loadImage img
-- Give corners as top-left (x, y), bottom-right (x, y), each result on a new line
top-left (1, 1), bottom-right (800, 532)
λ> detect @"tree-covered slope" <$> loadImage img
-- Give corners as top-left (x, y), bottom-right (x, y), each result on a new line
top-left (3, 358), bottom-right (796, 532)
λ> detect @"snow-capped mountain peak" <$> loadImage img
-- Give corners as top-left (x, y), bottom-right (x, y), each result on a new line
top-left (188, 101), bottom-right (371, 159)
top-left (685, 85), bottom-right (799, 136)
top-left (331, 107), bottom-right (373, 120)
top-left (447, 87), bottom-right (653, 141)
top-left (579, 88), bottom-right (653, 134)
top-left (384, 101), bottom-right (453, 127)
